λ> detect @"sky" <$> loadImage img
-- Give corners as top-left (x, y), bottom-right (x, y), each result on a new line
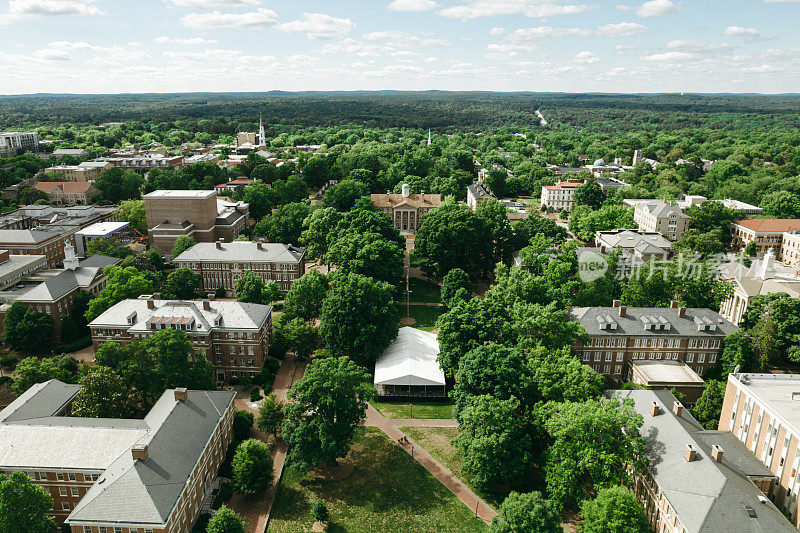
top-left (0, 0), bottom-right (798, 94)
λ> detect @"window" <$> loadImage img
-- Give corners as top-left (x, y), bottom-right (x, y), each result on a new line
top-left (115, 528), bottom-right (123, 533)
top-left (57, 473), bottom-right (64, 481)
top-left (594, 353), bottom-right (601, 362)
top-left (84, 528), bottom-right (92, 533)
top-left (582, 353), bottom-right (590, 362)
top-left (71, 488), bottom-right (79, 497)
top-left (615, 365), bottom-right (622, 374)
top-left (603, 364), bottom-right (611, 374)
top-left (62, 502), bottom-right (71, 510)
top-left (687, 353), bottom-right (694, 363)
top-left (616, 353), bottom-right (623, 362)
top-left (60, 487), bottom-right (67, 496)
top-left (698, 353), bottom-right (705, 363)
top-left (710, 353), bottom-right (717, 364)
top-left (605, 352), bottom-right (612, 362)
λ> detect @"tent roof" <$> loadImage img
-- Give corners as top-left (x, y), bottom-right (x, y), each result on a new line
top-left (374, 327), bottom-right (445, 387)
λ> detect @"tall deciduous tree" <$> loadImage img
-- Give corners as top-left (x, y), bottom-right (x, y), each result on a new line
top-left (171, 236), bottom-right (197, 258)
top-left (579, 485), bottom-right (650, 533)
top-left (207, 505), bottom-right (247, 533)
top-left (284, 270), bottom-right (328, 320)
top-left (440, 267), bottom-right (471, 308)
top-left (0, 471), bottom-right (55, 532)
top-left (70, 366), bottom-right (132, 418)
top-left (282, 356), bottom-right (373, 471)
top-left (327, 231), bottom-right (404, 286)
top-left (116, 199), bottom-right (146, 233)
top-left (161, 268), bottom-right (200, 300)
top-left (490, 491), bottom-right (561, 533)
top-left (300, 207), bottom-right (342, 261)
top-left (257, 393), bottom-right (284, 437)
top-left (254, 202), bottom-right (310, 245)
top-left (691, 380), bottom-right (727, 430)
top-left (414, 202), bottom-right (489, 279)
top-left (85, 266), bottom-right (156, 322)
top-left (232, 439), bottom-right (274, 495)
top-left (573, 178), bottom-right (605, 209)
top-left (319, 273), bottom-right (398, 365)
top-left (2, 302), bottom-right (53, 355)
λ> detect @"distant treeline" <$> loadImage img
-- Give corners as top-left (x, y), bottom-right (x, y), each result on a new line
top-left (1, 92), bottom-right (799, 131)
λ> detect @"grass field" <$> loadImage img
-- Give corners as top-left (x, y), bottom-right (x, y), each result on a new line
top-left (371, 399), bottom-right (455, 419)
top-left (407, 277), bottom-right (442, 304)
top-left (401, 426), bottom-right (504, 510)
top-left (402, 305), bottom-right (445, 332)
top-left (267, 428), bottom-right (488, 533)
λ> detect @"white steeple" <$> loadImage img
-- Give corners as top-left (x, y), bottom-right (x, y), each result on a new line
top-left (64, 243), bottom-right (79, 271)
top-left (258, 115), bottom-right (266, 147)
top-left (427, 129), bottom-right (431, 146)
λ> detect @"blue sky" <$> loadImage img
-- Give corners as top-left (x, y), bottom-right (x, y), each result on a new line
top-left (0, 0), bottom-right (798, 94)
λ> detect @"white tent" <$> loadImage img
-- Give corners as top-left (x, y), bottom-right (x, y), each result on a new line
top-left (374, 327), bottom-right (446, 398)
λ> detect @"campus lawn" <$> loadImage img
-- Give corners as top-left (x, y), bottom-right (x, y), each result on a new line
top-left (401, 426), bottom-right (505, 510)
top-left (371, 399), bottom-right (455, 420)
top-left (403, 305), bottom-right (445, 332)
top-left (406, 277), bottom-right (442, 304)
top-left (267, 428), bottom-right (488, 533)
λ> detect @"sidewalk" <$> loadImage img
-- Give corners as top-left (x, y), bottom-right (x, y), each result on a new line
top-left (365, 404), bottom-right (497, 525)
top-left (386, 418), bottom-right (458, 428)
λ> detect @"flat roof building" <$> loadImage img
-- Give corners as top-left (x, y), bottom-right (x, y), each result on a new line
top-left (629, 359), bottom-right (705, 403)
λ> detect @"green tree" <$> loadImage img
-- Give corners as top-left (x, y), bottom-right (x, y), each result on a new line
top-left (718, 331), bottom-right (757, 376)
top-left (511, 215), bottom-right (568, 250)
top-left (257, 393), bottom-right (284, 437)
top-left (477, 198), bottom-right (514, 266)
top-left (94, 341), bottom-right (161, 411)
top-left (319, 273), bottom-right (399, 365)
top-left (453, 395), bottom-right (532, 489)
top-left (284, 270), bottom-right (328, 320)
top-left (621, 259), bottom-right (733, 310)
top-left (254, 202), bottom-right (311, 245)
top-left (162, 268), bottom-right (200, 300)
top-left (672, 229), bottom-right (727, 257)
top-left (235, 271), bottom-right (280, 305)
top-left (232, 439), bottom-right (274, 495)
top-left (490, 491), bottom-right (561, 533)
top-left (70, 366), bottom-right (132, 418)
top-left (11, 355), bottom-right (79, 395)
top-left (763, 191), bottom-right (800, 219)
top-left (116, 199), bottom-right (146, 233)
top-left (742, 293), bottom-right (800, 365)
top-left (544, 397), bottom-right (645, 510)
top-left (2, 302), bottom-right (53, 355)
top-left (483, 168), bottom-right (507, 198)
top-left (683, 201), bottom-right (744, 245)
top-left (85, 266), bottom-right (156, 321)
top-left (233, 409), bottom-right (254, 441)
top-left (206, 505), bottom-right (246, 533)
top-left (327, 231), bottom-right (404, 286)
top-left (568, 205), bottom-right (634, 242)
top-left (171, 236), bottom-right (197, 258)
top-left (242, 181), bottom-right (273, 221)
top-left (282, 317), bottom-right (316, 359)
top-left (691, 380), bottom-right (727, 430)
top-left (300, 207), bottom-right (342, 261)
top-left (573, 178), bottom-right (605, 209)
top-left (0, 471), bottom-right (55, 532)
top-left (282, 356), bottom-right (373, 471)
top-left (323, 179), bottom-right (369, 211)
top-left (94, 167), bottom-right (144, 204)
top-left (579, 485), bottom-right (650, 533)
top-left (414, 202), bottom-right (489, 279)
top-left (440, 267), bottom-right (471, 308)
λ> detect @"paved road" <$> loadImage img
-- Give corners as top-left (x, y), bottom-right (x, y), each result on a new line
top-left (365, 403), bottom-right (497, 525)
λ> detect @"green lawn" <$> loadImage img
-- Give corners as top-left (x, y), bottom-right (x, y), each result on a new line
top-left (371, 399), bottom-right (455, 419)
top-left (268, 428), bottom-right (488, 533)
top-left (406, 277), bottom-right (442, 304)
top-left (401, 426), bottom-right (504, 510)
top-left (402, 305), bottom-right (445, 332)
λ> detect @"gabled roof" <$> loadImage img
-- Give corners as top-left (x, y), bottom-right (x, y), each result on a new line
top-left (174, 241), bottom-right (305, 263)
top-left (374, 327), bottom-right (445, 386)
top-left (569, 306), bottom-right (738, 337)
top-left (734, 219), bottom-right (800, 233)
top-left (370, 193), bottom-right (441, 209)
top-left (467, 182), bottom-right (495, 201)
top-left (636, 200), bottom-right (690, 219)
top-left (34, 182), bottom-right (94, 194)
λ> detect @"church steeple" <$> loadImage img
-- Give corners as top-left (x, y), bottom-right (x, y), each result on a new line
top-left (258, 115), bottom-right (266, 147)
top-left (427, 129), bottom-right (431, 146)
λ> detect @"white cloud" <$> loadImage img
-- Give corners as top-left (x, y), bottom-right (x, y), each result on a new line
top-left (573, 50), bottom-right (600, 63)
top-left (33, 47), bottom-right (71, 60)
top-left (424, 56), bottom-right (439, 62)
top-left (616, 4), bottom-right (632, 10)
top-left (614, 44), bottom-right (638, 54)
top-left (155, 36), bottom-right (218, 45)
top-left (489, 27), bottom-right (505, 36)
top-left (724, 26), bottom-right (759, 37)
top-left (9, 0), bottom-right (103, 16)
top-left (635, 0), bottom-right (679, 18)
top-left (363, 30), bottom-right (449, 48)
top-left (642, 51), bottom-right (694, 61)
top-left (278, 13), bottom-right (355, 40)
top-left (438, 1), bottom-right (594, 20)
top-left (167, 0), bottom-right (259, 7)
top-left (595, 22), bottom-right (649, 36)
top-left (163, 48), bottom-right (277, 64)
top-left (387, 0), bottom-right (437, 12)
top-left (180, 8), bottom-right (277, 29)
top-left (664, 39), bottom-right (730, 52)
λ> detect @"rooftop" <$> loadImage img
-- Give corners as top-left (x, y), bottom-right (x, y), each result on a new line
top-left (76, 221), bottom-right (130, 238)
top-left (144, 190), bottom-right (216, 200)
top-left (631, 360), bottom-right (705, 386)
top-left (374, 327), bottom-right (445, 387)
top-left (734, 219), bottom-right (800, 233)
top-left (635, 200), bottom-right (690, 219)
top-left (371, 192), bottom-right (442, 209)
top-left (174, 241), bottom-right (305, 263)
top-left (596, 229), bottom-right (672, 254)
top-left (569, 305), bottom-right (738, 337)
top-left (728, 373), bottom-right (800, 433)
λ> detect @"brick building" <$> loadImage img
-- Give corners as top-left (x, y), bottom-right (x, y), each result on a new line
top-left (144, 190), bottom-right (249, 254)
top-left (0, 228), bottom-right (78, 268)
top-left (34, 181), bottom-right (96, 205)
top-left (466, 181), bottom-right (495, 210)
top-left (89, 295), bottom-right (272, 383)
top-left (616, 389), bottom-right (795, 533)
top-left (173, 240), bottom-right (305, 295)
top-left (719, 372), bottom-right (800, 527)
top-left (731, 219), bottom-right (800, 257)
top-left (0, 379), bottom-right (235, 531)
top-left (370, 184), bottom-right (441, 234)
top-left (44, 161), bottom-right (112, 182)
top-left (569, 301), bottom-right (738, 382)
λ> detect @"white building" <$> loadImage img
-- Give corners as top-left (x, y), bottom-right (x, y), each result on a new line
top-left (633, 201), bottom-right (690, 242)
top-left (374, 327), bottom-right (446, 398)
top-left (540, 179), bottom-right (583, 212)
top-left (0, 131), bottom-right (39, 157)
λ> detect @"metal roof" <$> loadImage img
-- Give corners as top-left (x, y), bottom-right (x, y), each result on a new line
top-left (174, 241), bottom-right (305, 263)
top-left (374, 327), bottom-right (445, 387)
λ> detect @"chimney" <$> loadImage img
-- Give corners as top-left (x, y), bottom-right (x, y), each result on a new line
top-left (174, 388), bottom-right (188, 402)
top-left (711, 444), bottom-right (724, 463)
top-left (257, 241), bottom-right (263, 250)
top-left (678, 307), bottom-right (686, 318)
top-left (650, 401), bottom-right (660, 416)
top-left (685, 444), bottom-right (697, 462)
top-left (207, 293), bottom-right (215, 301)
top-left (216, 239), bottom-right (223, 249)
top-left (420, 190), bottom-right (425, 202)
top-left (202, 300), bottom-right (211, 311)
top-left (619, 305), bottom-right (627, 318)
top-left (673, 401), bottom-right (684, 416)
top-left (670, 300), bottom-right (680, 309)
top-left (612, 299), bottom-right (621, 308)
top-left (152, 293), bottom-right (161, 300)
top-left (131, 444), bottom-right (148, 461)
top-left (146, 298), bottom-right (155, 309)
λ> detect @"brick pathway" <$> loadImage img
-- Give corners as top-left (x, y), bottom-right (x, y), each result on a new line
top-left (228, 354), bottom-right (306, 533)
top-left (386, 418), bottom-right (458, 428)
top-left (365, 404), bottom-right (497, 525)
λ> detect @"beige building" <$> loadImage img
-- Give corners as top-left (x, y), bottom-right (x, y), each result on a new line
top-left (719, 372), bottom-right (800, 527)
top-left (173, 240), bottom-right (306, 295)
top-left (569, 301), bottom-right (738, 381)
top-left (595, 229), bottom-right (672, 261)
top-left (89, 295), bottom-right (272, 384)
top-left (466, 181), bottom-right (495, 210)
top-left (33, 181), bottom-right (96, 205)
top-left (44, 161), bottom-right (112, 182)
top-left (0, 380), bottom-right (235, 531)
top-left (371, 184), bottom-right (441, 234)
top-left (540, 179), bottom-right (582, 212)
top-left (617, 389), bottom-right (795, 533)
top-left (731, 219), bottom-right (800, 257)
top-left (144, 190), bottom-right (249, 254)
top-left (780, 230), bottom-right (800, 268)
top-left (633, 201), bottom-right (690, 242)
top-left (628, 359), bottom-right (705, 403)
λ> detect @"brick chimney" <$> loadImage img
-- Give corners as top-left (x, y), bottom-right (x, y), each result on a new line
top-left (132, 444), bottom-right (148, 461)
top-left (612, 299), bottom-right (621, 308)
top-left (257, 240), bottom-right (263, 250)
top-left (174, 388), bottom-right (188, 402)
top-left (619, 305), bottom-right (627, 318)
top-left (152, 293), bottom-right (161, 300)
top-left (670, 300), bottom-right (681, 308)
top-left (711, 444), bottom-right (724, 463)
top-left (202, 300), bottom-right (211, 311)
top-left (678, 307), bottom-right (686, 318)
top-left (146, 298), bottom-right (155, 309)
top-left (650, 401), bottom-right (660, 416)
top-left (216, 239), bottom-right (223, 249)
top-left (208, 293), bottom-right (215, 301)
top-left (685, 444), bottom-right (697, 462)
top-left (673, 401), bottom-right (684, 416)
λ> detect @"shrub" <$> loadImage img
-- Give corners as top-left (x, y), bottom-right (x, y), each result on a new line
top-left (250, 388), bottom-right (263, 402)
top-left (0, 354), bottom-right (17, 369)
top-left (232, 439), bottom-right (274, 495)
top-left (215, 287), bottom-right (227, 298)
top-left (264, 358), bottom-right (281, 375)
top-left (310, 498), bottom-right (329, 522)
top-left (232, 410), bottom-right (254, 442)
top-left (212, 481), bottom-right (234, 510)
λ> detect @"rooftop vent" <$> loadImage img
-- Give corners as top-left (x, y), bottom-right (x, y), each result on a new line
top-left (619, 305), bottom-right (627, 318)
top-left (147, 298), bottom-right (155, 309)
top-left (132, 444), bottom-right (148, 461)
top-left (685, 444), bottom-right (697, 462)
top-left (711, 444), bottom-right (724, 463)
top-left (791, 392), bottom-right (800, 401)
top-left (202, 300), bottom-right (211, 311)
top-left (678, 307), bottom-right (686, 318)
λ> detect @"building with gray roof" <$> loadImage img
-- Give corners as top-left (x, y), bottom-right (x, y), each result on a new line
top-left (633, 200), bottom-right (691, 242)
top-left (615, 389), bottom-right (795, 533)
top-left (595, 228), bottom-right (672, 261)
top-left (466, 181), bottom-right (496, 210)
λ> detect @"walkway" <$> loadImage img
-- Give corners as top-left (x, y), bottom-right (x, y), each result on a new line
top-left (229, 354), bottom-right (306, 533)
top-left (386, 418), bottom-right (458, 428)
top-left (365, 404), bottom-right (497, 525)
